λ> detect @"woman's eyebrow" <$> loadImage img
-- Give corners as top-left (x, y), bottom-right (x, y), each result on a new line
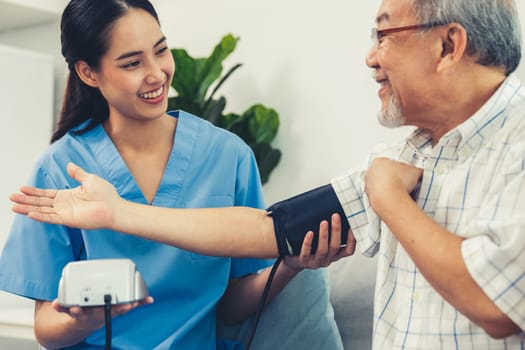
top-left (115, 36), bottom-right (167, 61)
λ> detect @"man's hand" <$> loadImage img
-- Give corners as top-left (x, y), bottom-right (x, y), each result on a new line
top-left (365, 157), bottom-right (423, 213)
top-left (10, 162), bottom-right (120, 230)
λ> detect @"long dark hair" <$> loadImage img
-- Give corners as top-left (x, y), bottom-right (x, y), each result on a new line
top-left (51, 0), bottom-right (160, 142)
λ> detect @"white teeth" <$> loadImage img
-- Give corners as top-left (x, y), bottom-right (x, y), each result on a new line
top-left (139, 86), bottom-right (163, 99)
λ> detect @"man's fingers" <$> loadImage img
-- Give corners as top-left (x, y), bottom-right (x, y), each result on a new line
top-left (27, 212), bottom-right (64, 225)
top-left (12, 202), bottom-right (56, 214)
top-left (19, 186), bottom-right (57, 199)
top-left (67, 162), bottom-right (89, 184)
top-left (11, 203), bottom-right (31, 215)
top-left (10, 192), bottom-right (55, 207)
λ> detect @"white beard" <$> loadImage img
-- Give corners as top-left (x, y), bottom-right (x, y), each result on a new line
top-left (378, 93), bottom-right (405, 128)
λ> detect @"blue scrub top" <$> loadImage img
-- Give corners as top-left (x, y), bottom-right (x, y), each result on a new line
top-left (0, 110), bottom-right (272, 349)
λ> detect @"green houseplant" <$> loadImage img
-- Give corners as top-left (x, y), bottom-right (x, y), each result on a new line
top-left (167, 34), bottom-right (281, 184)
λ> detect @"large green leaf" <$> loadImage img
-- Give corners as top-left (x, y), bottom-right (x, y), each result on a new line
top-left (251, 142), bottom-right (282, 184)
top-left (225, 114), bottom-right (252, 143)
top-left (195, 34), bottom-right (239, 102)
top-left (171, 34), bottom-right (239, 105)
top-left (243, 104), bottom-right (280, 144)
top-left (170, 48), bottom-right (198, 99)
top-left (205, 63), bottom-right (243, 106)
top-left (202, 97), bottom-right (226, 124)
top-left (167, 96), bottom-right (201, 115)
top-left (168, 34), bottom-right (281, 184)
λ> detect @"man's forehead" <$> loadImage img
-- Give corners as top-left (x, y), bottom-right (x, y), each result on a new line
top-left (376, 0), bottom-right (416, 25)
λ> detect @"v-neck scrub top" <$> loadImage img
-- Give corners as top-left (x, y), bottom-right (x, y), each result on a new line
top-left (0, 110), bottom-right (272, 349)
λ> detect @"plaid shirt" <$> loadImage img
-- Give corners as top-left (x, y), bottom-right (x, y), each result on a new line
top-left (331, 74), bottom-right (525, 349)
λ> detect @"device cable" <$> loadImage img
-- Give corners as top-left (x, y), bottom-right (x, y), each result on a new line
top-left (103, 294), bottom-right (112, 350)
top-left (245, 256), bottom-right (283, 350)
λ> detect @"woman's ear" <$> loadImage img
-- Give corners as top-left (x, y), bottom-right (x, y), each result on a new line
top-left (437, 23), bottom-right (468, 72)
top-left (74, 60), bottom-right (99, 88)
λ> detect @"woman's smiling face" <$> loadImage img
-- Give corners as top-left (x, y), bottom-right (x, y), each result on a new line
top-left (86, 7), bottom-right (174, 122)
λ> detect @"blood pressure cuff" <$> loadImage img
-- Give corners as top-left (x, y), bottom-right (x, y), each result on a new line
top-left (266, 184), bottom-right (350, 256)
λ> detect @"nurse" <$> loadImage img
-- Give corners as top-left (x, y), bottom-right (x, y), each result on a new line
top-left (0, 0), bottom-right (350, 349)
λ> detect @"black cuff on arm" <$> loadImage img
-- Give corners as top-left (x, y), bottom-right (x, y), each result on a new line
top-left (266, 184), bottom-right (350, 256)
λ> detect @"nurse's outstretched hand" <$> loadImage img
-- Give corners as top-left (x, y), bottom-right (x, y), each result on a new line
top-left (10, 162), bottom-right (119, 229)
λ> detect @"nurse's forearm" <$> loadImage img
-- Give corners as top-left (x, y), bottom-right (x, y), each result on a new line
top-left (114, 200), bottom-right (279, 258)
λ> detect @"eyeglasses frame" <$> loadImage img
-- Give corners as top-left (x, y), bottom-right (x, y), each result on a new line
top-left (371, 21), bottom-right (447, 47)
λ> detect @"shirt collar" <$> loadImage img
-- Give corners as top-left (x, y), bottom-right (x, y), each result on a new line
top-left (454, 73), bottom-right (522, 161)
top-left (400, 73), bottom-right (523, 168)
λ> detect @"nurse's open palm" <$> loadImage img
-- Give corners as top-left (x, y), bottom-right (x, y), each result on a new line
top-left (10, 162), bottom-right (119, 230)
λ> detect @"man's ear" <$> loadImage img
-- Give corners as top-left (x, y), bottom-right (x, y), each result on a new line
top-left (74, 60), bottom-right (99, 88)
top-left (437, 23), bottom-right (468, 72)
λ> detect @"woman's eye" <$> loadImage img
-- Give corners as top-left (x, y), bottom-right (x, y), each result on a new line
top-left (156, 46), bottom-right (168, 56)
top-left (121, 60), bottom-right (140, 69)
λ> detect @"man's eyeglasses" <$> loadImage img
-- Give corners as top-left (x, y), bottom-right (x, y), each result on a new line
top-left (371, 22), bottom-right (447, 47)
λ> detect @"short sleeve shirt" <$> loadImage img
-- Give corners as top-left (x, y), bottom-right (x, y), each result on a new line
top-left (331, 74), bottom-right (525, 349)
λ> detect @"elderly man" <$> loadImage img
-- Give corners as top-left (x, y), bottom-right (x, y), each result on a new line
top-left (8, 0), bottom-right (525, 349)
top-left (328, 0), bottom-right (524, 348)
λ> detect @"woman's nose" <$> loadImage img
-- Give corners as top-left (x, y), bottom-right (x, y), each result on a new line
top-left (145, 62), bottom-right (165, 83)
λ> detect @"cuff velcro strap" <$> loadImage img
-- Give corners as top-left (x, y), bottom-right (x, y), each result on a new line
top-left (266, 184), bottom-right (350, 256)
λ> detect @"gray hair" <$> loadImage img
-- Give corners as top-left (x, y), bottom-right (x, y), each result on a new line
top-left (410, 0), bottom-right (522, 75)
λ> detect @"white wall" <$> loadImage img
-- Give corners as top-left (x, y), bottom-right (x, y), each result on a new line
top-left (0, 21), bottom-right (64, 118)
top-left (151, 0), bottom-right (525, 203)
top-left (0, 43), bottom-right (54, 255)
top-left (0, 44), bottom-right (53, 247)
top-left (0, 43), bottom-right (53, 349)
top-left (1, 0), bottom-right (64, 13)
top-left (3, 0), bottom-right (525, 204)
top-left (153, 0), bottom-right (407, 203)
